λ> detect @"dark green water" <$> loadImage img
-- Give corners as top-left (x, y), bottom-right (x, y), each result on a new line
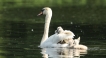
top-left (1, 6), bottom-right (106, 24)
top-left (0, 21), bottom-right (106, 58)
top-left (0, 5), bottom-right (106, 58)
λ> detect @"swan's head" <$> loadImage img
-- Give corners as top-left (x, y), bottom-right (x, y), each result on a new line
top-left (37, 7), bottom-right (52, 16)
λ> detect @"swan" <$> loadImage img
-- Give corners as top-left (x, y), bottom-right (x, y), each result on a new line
top-left (73, 37), bottom-right (88, 50)
top-left (37, 7), bottom-right (75, 48)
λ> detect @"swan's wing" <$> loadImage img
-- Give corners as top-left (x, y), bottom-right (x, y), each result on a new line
top-left (40, 32), bottom-right (75, 48)
top-left (40, 34), bottom-right (61, 48)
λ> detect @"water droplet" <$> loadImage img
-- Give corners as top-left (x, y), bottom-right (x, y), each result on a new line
top-left (31, 29), bottom-right (33, 31)
top-left (70, 22), bottom-right (73, 24)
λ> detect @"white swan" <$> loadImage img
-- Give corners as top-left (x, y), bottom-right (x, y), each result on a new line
top-left (37, 7), bottom-right (75, 48)
top-left (73, 37), bottom-right (88, 50)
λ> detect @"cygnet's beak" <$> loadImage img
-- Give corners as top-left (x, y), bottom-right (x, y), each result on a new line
top-left (37, 11), bottom-right (43, 16)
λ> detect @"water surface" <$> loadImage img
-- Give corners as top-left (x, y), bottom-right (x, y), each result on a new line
top-left (0, 5), bottom-right (106, 58)
top-left (0, 21), bottom-right (106, 58)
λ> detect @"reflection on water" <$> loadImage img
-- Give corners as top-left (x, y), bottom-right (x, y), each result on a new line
top-left (41, 48), bottom-right (87, 58)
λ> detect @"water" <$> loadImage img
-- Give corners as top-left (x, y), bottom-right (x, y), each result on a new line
top-left (0, 21), bottom-right (106, 58)
top-left (41, 48), bottom-right (87, 58)
top-left (0, 6), bottom-right (106, 58)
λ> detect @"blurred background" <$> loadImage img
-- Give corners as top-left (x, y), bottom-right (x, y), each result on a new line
top-left (0, 0), bottom-right (106, 58)
top-left (0, 0), bottom-right (106, 24)
top-left (0, 0), bottom-right (106, 39)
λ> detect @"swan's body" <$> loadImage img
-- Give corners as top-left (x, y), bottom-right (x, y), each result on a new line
top-left (40, 27), bottom-right (75, 48)
top-left (38, 7), bottom-right (75, 48)
top-left (73, 37), bottom-right (88, 50)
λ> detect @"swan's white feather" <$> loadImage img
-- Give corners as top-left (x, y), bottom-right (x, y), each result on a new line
top-left (40, 32), bottom-right (74, 48)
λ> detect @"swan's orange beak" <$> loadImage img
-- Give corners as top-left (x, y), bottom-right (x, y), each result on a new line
top-left (37, 11), bottom-right (43, 16)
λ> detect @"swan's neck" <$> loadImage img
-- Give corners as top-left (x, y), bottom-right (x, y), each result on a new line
top-left (40, 13), bottom-right (52, 45)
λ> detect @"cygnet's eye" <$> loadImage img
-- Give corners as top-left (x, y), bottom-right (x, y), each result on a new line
top-left (41, 9), bottom-right (45, 12)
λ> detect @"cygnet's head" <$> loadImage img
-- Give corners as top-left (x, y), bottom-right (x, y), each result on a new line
top-left (57, 26), bottom-right (64, 32)
top-left (74, 37), bottom-right (80, 45)
top-left (37, 7), bottom-right (52, 16)
top-left (55, 26), bottom-right (64, 34)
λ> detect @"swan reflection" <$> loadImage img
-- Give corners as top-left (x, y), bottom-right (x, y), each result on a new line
top-left (41, 48), bottom-right (87, 58)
